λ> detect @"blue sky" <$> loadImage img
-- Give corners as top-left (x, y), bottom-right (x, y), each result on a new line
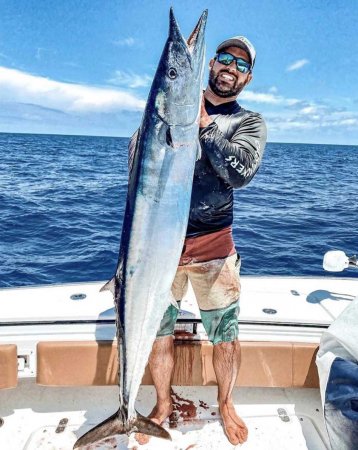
top-left (0, 0), bottom-right (357, 144)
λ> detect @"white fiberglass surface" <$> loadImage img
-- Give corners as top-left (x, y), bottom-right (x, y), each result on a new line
top-left (0, 281), bottom-right (114, 323)
top-left (0, 382), bottom-right (328, 450)
top-left (239, 277), bottom-right (357, 325)
top-left (0, 277), bottom-right (356, 326)
top-left (23, 418), bottom-right (319, 450)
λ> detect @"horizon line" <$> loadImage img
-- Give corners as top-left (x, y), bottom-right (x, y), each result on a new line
top-left (0, 130), bottom-right (356, 147)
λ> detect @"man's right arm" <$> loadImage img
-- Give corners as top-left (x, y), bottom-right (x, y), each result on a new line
top-left (199, 112), bottom-right (267, 188)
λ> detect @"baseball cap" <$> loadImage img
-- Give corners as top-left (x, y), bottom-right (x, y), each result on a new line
top-left (216, 36), bottom-right (256, 68)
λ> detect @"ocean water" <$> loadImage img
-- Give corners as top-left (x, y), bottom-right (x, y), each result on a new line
top-left (1, 132), bottom-right (357, 288)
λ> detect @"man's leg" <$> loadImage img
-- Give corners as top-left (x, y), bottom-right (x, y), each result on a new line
top-left (213, 339), bottom-right (248, 445)
top-left (135, 298), bottom-right (183, 444)
top-left (136, 268), bottom-right (188, 444)
top-left (147, 335), bottom-right (175, 422)
top-left (135, 336), bottom-right (175, 444)
top-left (191, 253), bottom-right (247, 444)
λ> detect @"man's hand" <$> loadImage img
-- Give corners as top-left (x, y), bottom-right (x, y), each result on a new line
top-left (199, 95), bottom-right (213, 128)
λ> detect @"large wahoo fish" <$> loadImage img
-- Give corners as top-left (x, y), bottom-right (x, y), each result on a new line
top-left (74, 8), bottom-right (207, 448)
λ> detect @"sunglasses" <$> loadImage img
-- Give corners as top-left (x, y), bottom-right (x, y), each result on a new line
top-left (216, 52), bottom-right (251, 74)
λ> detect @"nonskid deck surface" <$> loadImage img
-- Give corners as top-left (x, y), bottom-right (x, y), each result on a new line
top-left (0, 382), bottom-right (328, 450)
top-left (22, 418), bottom-right (313, 450)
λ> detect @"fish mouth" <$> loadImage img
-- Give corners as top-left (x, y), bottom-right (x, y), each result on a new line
top-left (187, 9), bottom-right (208, 54)
top-left (169, 8), bottom-right (207, 59)
top-left (156, 9), bottom-right (207, 125)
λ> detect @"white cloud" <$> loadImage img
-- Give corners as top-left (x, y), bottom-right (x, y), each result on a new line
top-left (240, 91), bottom-right (283, 104)
top-left (332, 118), bottom-right (358, 127)
top-left (1, 66), bottom-right (356, 141)
top-left (236, 87), bottom-right (358, 137)
top-left (63, 61), bottom-right (81, 68)
top-left (113, 37), bottom-right (136, 47)
top-left (240, 90), bottom-right (301, 107)
top-left (286, 59), bottom-right (309, 72)
top-left (0, 66), bottom-right (145, 113)
top-left (108, 70), bottom-right (153, 89)
top-left (241, 88), bottom-right (358, 139)
top-left (265, 109), bottom-right (358, 133)
top-left (35, 48), bottom-right (44, 60)
top-left (299, 105), bottom-right (319, 115)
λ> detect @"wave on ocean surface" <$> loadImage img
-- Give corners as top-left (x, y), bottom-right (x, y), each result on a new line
top-left (1, 132), bottom-right (357, 287)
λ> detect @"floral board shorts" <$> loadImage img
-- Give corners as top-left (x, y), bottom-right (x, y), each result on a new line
top-left (157, 252), bottom-right (241, 345)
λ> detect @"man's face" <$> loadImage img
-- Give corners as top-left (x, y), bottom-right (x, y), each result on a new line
top-left (208, 46), bottom-right (252, 98)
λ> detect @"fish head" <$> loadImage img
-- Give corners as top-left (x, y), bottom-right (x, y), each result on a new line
top-left (149, 8), bottom-right (207, 128)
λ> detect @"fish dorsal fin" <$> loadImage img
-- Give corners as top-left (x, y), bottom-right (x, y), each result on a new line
top-left (100, 254), bottom-right (124, 296)
top-left (128, 128), bottom-right (140, 177)
top-left (100, 277), bottom-right (116, 295)
top-left (196, 139), bottom-right (202, 161)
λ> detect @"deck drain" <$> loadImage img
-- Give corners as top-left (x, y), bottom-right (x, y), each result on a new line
top-left (70, 293), bottom-right (87, 301)
top-left (263, 308), bottom-right (277, 314)
top-left (55, 418), bottom-right (68, 433)
top-left (0, 418), bottom-right (4, 427)
top-left (277, 408), bottom-right (290, 422)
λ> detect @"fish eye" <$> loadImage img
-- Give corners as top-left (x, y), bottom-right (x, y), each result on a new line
top-left (167, 68), bottom-right (177, 79)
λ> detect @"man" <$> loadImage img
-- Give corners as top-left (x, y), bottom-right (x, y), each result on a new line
top-left (139, 36), bottom-right (267, 446)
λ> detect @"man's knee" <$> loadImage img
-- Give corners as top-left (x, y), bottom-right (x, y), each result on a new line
top-left (200, 300), bottom-right (240, 345)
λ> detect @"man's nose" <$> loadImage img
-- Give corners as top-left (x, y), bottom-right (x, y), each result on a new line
top-left (226, 60), bottom-right (237, 73)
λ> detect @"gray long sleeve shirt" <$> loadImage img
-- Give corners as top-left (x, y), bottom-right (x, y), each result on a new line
top-left (187, 98), bottom-right (267, 237)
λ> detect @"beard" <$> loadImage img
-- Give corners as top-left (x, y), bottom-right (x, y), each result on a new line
top-left (208, 68), bottom-right (246, 98)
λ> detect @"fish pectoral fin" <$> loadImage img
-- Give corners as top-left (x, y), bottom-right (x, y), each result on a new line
top-left (128, 128), bottom-right (140, 177)
top-left (166, 126), bottom-right (174, 147)
top-left (100, 277), bottom-right (116, 295)
top-left (196, 140), bottom-right (202, 160)
top-left (134, 412), bottom-right (172, 440)
top-left (73, 410), bottom-right (125, 448)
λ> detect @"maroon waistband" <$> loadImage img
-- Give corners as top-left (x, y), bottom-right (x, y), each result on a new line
top-left (179, 227), bottom-right (236, 265)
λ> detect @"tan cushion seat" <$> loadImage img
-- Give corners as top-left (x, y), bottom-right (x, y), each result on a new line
top-left (36, 340), bottom-right (319, 388)
top-left (0, 344), bottom-right (18, 389)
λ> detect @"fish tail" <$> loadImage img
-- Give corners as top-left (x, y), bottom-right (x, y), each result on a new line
top-left (134, 411), bottom-right (172, 439)
top-left (73, 410), bottom-right (124, 448)
top-left (73, 408), bottom-right (171, 448)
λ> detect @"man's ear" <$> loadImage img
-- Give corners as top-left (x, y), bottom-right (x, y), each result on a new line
top-left (244, 72), bottom-right (253, 87)
top-left (209, 58), bottom-right (215, 69)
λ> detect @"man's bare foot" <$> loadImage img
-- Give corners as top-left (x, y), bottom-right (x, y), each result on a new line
top-left (219, 402), bottom-right (248, 445)
top-left (135, 402), bottom-right (173, 445)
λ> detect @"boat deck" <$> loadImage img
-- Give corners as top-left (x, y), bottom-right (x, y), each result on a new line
top-left (0, 381), bottom-right (328, 450)
top-left (1, 276), bottom-right (356, 449)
